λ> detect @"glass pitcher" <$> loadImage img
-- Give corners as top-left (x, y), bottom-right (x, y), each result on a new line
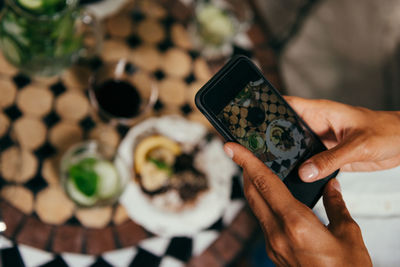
top-left (0, 0), bottom-right (102, 76)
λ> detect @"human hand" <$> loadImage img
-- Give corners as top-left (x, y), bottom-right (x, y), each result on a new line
top-left (285, 96), bottom-right (400, 182)
top-left (224, 142), bottom-right (372, 267)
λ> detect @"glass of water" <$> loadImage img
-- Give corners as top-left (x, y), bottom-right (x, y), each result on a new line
top-left (0, 0), bottom-right (102, 76)
top-left (60, 140), bottom-right (131, 207)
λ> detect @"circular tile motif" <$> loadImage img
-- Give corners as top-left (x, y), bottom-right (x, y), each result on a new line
top-left (14, 117), bottom-right (47, 150)
top-left (0, 80), bottom-right (17, 108)
top-left (49, 122), bottom-right (83, 150)
top-left (0, 112), bottom-right (10, 137)
top-left (17, 86), bottom-right (53, 117)
top-left (1, 185), bottom-right (34, 214)
top-left (55, 92), bottom-right (89, 121)
top-left (161, 48), bottom-right (192, 78)
top-left (35, 186), bottom-right (75, 225)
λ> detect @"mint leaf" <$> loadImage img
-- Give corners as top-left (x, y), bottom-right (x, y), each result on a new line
top-left (249, 135), bottom-right (258, 149)
top-left (68, 159), bottom-right (98, 197)
top-left (78, 157), bottom-right (97, 168)
top-left (149, 158), bottom-right (172, 175)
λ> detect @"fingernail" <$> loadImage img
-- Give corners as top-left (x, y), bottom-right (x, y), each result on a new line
top-left (331, 179), bottom-right (341, 193)
top-left (299, 162), bottom-right (319, 181)
top-left (224, 145), bottom-right (234, 159)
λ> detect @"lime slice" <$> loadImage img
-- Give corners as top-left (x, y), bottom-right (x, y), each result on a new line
top-left (197, 4), bottom-right (235, 45)
top-left (208, 15), bottom-right (234, 38)
top-left (18, 0), bottom-right (43, 10)
top-left (0, 36), bottom-right (22, 65)
top-left (197, 5), bottom-right (221, 24)
top-left (94, 160), bottom-right (120, 199)
top-left (66, 178), bottom-right (98, 206)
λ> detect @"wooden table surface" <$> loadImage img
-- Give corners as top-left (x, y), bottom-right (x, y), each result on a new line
top-left (0, 0), bottom-right (282, 266)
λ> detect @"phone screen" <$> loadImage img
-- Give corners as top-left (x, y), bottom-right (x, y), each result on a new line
top-left (216, 78), bottom-right (315, 180)
top-left (196, 56), bottom-right (337, 207)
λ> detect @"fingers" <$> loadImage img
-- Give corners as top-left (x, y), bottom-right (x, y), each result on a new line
top-left (284, 95), bottom-right (314, 117)
top-left (242, 172), bottom-right (277, 253)
top-left (284, 96), bottom-right (352, 138)
top-left (284, 96), bottom-right (360, 182)
top-left (242, 172), bottom-right (293, 266)
top-left (341, 155), bottom-right (400, 172)
top-left (224, 142), bottom-right (296, 216)
top-left (284, 96), bottom-right (348, 117)
top-left (298, 136), bottom-right (364, 182)
top-left (242, 171), bottom-right (275, 230)
top-left (284, 96), bottom-right (335, 117)
top-left (323, 179), bottom-right (361, 239)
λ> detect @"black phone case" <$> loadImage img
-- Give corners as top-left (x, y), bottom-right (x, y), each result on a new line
top-left (195, 55), bottom-right (338, 208)
top-left (195, 56), bottom-right (244, 142)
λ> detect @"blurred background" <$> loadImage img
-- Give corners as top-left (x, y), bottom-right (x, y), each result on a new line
top-left (256, 0), bottom-right (400, 111)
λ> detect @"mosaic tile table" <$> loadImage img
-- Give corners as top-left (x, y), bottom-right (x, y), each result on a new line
top-left (0, 0), bottom-right (282, 266)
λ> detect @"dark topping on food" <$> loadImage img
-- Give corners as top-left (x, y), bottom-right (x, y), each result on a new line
top-left (135, 134), bottom-right (209, 206)
top-left (272, 126), bottom-right (295, 150)
top-left (247, 107), bottom-right (265, 127)
top-left (170, 171), bottom-right (208, 201)
top-left (173, 153), bottom-right (194, 173)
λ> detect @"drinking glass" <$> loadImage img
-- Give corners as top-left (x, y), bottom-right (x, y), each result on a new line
top-left (0, 0), bottom-right (102, 76)
top-left (189, 0), bottom-right (253, 60)
top-left (88, 59), bottom-right (158, 126)
top-left (60, 140), bottom-right (131, 207)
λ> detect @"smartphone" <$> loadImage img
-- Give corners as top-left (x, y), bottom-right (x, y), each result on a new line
top-left (195, 56), bottom-right (338, 208)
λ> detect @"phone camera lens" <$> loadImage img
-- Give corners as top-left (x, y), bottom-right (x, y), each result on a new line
top-left (247, 107), bottom-right (265, 126)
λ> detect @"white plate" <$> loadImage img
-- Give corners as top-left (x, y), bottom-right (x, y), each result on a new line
top-left (118, 116), bottom-right (236, 237)
top-left (265, 119), bottom-right (302, 159)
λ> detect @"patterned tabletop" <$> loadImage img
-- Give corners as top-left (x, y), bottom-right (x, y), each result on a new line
top-left (0, 0), bottom-right (281, 266)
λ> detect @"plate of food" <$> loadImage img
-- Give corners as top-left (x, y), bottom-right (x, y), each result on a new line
top-left (118, 116), bottom-right (236, 237)
top-left (265, 119), bottom-right (302, 159)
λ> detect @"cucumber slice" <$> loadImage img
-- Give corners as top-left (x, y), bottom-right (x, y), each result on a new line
top-left (66, 177), bottom-right (98, 206)
top-left (2, 20), bottom-right (24, 37)
top-left (18, 0), bottom-right (43, 10)
top-left (2, 19), bottom-right (30, 47)
top-left (94, 160), bottom-right (120, 199)
top-left (0, 36), bottom-right (22, 65)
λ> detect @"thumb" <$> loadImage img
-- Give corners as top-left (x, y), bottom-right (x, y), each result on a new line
top-left (298, 137), bottom-right (362, 182)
